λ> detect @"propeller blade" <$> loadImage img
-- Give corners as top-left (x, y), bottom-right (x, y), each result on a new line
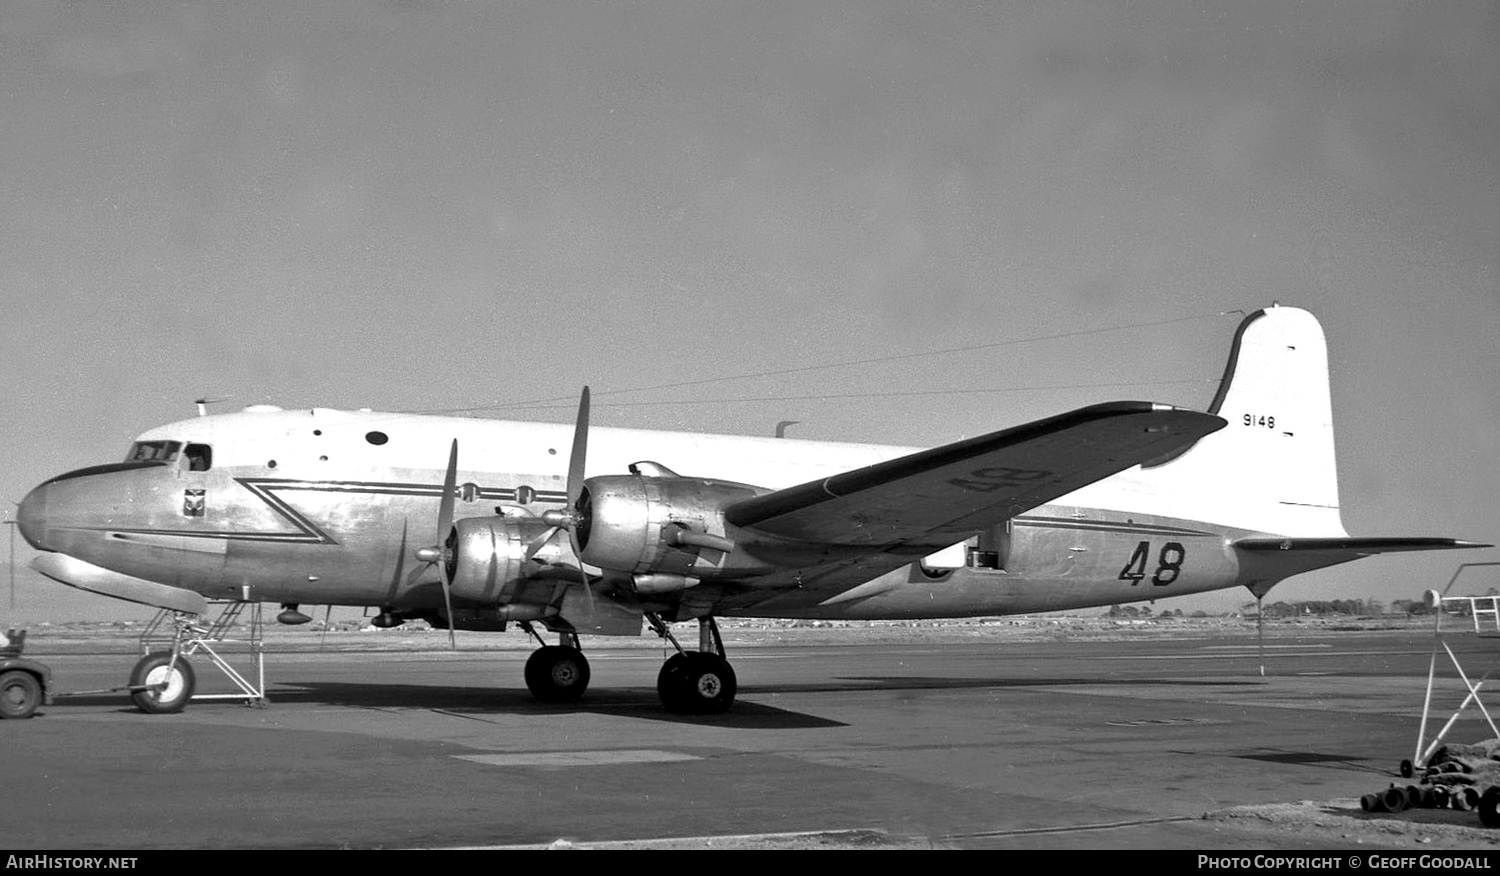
top-left (567, 388), bottom-right (596, 617)
top-left (567, 386), bottom-right (589, 508)
top-left (564, 387), bottom-right (590, 562)
top-left (438, 439), bottom-right (458, 650)
top-left (522, 525), bottom-right (561, 562)
top-left (438, 440), bottom-right (458, 547)
top-left (578, 565), bottom-right (595, 615)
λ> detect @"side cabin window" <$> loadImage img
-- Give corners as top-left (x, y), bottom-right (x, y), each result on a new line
top-left (184, 444), bottom-right (213, 472)
top-left (125, 440), bottom-right (182, 463)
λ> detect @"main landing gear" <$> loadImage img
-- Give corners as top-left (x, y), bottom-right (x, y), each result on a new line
top-left (516, 616), bottom-right (738, 714)
top-left (649, 614), bottom-right (737, 715)
top-left (519, 623), bottom-right (591, 704)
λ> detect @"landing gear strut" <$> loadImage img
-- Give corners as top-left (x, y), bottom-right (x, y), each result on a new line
top-left (650, 615), bottom-right (737, 714)
top-left (520, 623), bottom-right (590, 704)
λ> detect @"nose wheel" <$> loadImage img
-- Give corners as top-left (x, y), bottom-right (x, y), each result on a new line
top-left (128, 651), bottom-right (197, 714)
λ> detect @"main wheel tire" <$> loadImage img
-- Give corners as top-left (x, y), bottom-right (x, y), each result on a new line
top-left (656, 652), bottom-right (690, 712)
top-left (129, 652), bottom-right (196, 714)
top-left (1479, 787), bottom-right (1500, 828)
top-left (524, 646), bottom-right (590, 703)
top-left (660, 652), bottom-right (736, 715)
top-left (0, 670), bottom-right (42, 720)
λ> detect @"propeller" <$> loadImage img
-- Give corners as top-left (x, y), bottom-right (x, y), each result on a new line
top-left (414, 439), bottom-right (460, 650)
top-left (524, 388), bottom-right (589, 558)
top-left (419, 391), bottom-right (596, 636)
top-left (523, 388), bottom-right (595, 613)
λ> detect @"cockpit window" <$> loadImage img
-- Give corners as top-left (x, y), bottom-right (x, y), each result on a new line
top-left (185, 444), bottom-right (213, 472)
top-left (125, 440), bottom-right (182, 463)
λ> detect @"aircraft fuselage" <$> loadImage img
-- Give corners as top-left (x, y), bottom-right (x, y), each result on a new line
top-left (19, 406), bottom-right (1251, 628)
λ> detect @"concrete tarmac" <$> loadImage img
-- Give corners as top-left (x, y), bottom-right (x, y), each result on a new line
top-left (5, 626), bottom-right (1500, 849)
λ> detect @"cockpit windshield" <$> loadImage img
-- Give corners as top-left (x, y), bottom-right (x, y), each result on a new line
top-left (125, 440), bottom-right (182, 463)
top-left (123, 440), bottom-right (212, 470)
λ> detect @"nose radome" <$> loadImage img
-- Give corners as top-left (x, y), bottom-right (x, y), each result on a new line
top-left (16, 482), bottom-right (48, 550)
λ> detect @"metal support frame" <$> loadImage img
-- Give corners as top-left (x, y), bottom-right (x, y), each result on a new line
top-left (140, 601), bottom-right (269, 707)
top-left (1410, 567), bottom-right (1500, 772)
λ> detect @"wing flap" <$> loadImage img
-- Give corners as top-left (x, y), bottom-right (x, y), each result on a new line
top-left (726, 402), bottom-right (1225, 549)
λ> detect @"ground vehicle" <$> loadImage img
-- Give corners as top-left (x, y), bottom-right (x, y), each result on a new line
top-left (0, 629), bottom-right (51, 720)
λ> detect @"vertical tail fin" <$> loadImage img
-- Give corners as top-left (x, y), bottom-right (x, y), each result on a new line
top-left (1138, 305), bottom-right (1347, 537)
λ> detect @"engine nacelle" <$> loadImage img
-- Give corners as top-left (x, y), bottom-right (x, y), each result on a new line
top-left (445, 516), bottom-right (559, 603)
top-left (577, 475), bottom-right (769, 578)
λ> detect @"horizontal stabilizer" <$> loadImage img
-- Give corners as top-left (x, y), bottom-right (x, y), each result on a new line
top-left (1235, 537), bottom-right (1491, 556)
top-left (31, 553), bottom-right (208, 615)
top-left (1232, 537), bottom-right (1490, 599)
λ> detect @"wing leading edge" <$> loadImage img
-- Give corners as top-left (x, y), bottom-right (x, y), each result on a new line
top-left (725, 402), bottom-right (1226, 552)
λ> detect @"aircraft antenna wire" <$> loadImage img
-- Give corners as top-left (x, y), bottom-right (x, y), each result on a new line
top-left (412, 310), bottom-right (1238, 416)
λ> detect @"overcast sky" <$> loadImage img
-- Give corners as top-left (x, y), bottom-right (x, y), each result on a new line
top-left (1, 2), bottom-right (1496, 621)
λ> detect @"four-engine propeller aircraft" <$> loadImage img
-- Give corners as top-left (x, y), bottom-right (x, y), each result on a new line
top-left (15, 306), bottom-right (1486, 713)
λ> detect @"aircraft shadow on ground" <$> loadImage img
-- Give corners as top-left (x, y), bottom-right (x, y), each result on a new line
top-left (48, 674), bottom-right (1259, 725)
top-left (213, 681), bottom-right (849, 729)
top-left (756, 676), bottom-right (1267, 694)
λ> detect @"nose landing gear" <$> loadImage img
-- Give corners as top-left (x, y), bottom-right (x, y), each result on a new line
top-left (125, 602), bottom-right (269, 713)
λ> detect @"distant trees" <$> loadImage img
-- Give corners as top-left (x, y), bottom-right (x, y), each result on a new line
top-left (1105, 595), bottom-right (1454, 619)
top-left (1391, 598), bottom-right (1436, 616)
top-left (1257, 599), bottom-right (1378, 618)
top-left (1105, 604), bottom-right (1184, 619)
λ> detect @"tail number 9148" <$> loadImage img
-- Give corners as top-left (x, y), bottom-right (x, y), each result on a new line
top-left (1118, 541), bottom-right (1186, 586)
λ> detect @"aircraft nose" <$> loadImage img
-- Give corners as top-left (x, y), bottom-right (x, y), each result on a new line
top-left (16, 482), bottom-right (49, 551)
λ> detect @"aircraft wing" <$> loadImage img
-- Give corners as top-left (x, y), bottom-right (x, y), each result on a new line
top-left (726, 402), bottom-right (1225, 553)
